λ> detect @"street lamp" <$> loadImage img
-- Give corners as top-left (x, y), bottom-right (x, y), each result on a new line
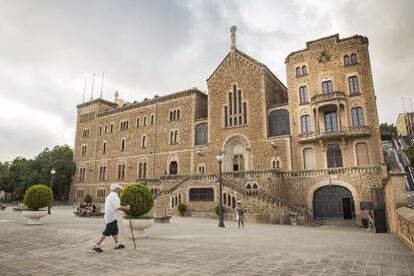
top-left (216, 152), bottom-right (225, 228)
top-left (48, 168), bottom-right (56, 215)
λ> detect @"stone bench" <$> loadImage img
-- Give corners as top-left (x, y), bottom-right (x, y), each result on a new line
top-left (154, 216), bottom-right (171, 223)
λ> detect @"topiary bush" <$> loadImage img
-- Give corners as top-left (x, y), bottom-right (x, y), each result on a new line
top-left (177, 203), bottom-right (187, 216)
top-left (120, 184), bottom-right (154, 219)
top-left (84, 194), bottom-right (93, 204)
top-left (23, 184), bottom-right (53, 211)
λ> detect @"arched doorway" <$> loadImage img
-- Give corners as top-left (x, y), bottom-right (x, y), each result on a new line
top-left (223, 135), bottom-right (250, 172)
top-left (313, 185), bottom-right (355, 220)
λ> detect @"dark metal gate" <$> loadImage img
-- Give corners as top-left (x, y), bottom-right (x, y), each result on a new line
top-left (371, 188), bottom-right (387, 233)
top-left (313, 185), bottom-right (355, 219)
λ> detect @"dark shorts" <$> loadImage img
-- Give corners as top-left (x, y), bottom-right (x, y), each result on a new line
top-left (102, 220), bottom-right (118, 236)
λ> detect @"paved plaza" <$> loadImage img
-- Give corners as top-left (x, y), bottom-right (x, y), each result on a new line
top-left (0, 207), bottom-right (413, 276)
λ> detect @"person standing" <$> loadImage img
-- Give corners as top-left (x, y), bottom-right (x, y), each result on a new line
top-left (235, 200), bottom-right (245, 228)
top-left (93, 183), bottom-right (130, 253)
top-left (367, 211), bottom-right (375, 232)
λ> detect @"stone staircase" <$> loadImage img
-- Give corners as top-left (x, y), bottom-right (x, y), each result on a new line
top-left (304, 215), bottom-right (322, 227)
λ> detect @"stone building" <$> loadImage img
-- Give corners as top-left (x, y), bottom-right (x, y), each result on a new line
top-left (396, 112), bottom-right (414, 140)
top-left (70, 28), bottom-right (386, 225)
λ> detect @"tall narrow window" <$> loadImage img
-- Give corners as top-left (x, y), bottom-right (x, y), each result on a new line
top-left (99, 126), bottom-right (102, 135)
top-left (173, 111), bottom-right (176, 120)
top-left (348, 76), bottom-right (360, 94)
top-left (324, 111), bottom-right (338, 132)
top-left (352, 107), bottom-right (364, 127)
top-left (169, 111), bottom-right (173, 121)
top-left (169, 161), bottom-right (178, 175)
top-left (143, 116), bottom-right (147, 126)
top-left (301, 115), bottom-right (311, 133)
top-left (356, 143), bottom-right (369, 166)
top-left (151, 115), bottom-right (154, 125)
top-left (299, 86), bottom-right (308, 103)
top-left (303, 148), bottom-right (315, 169)
top-left (224, 106), bottom-right (228, 127)
top-left (295, 67), bottom-right (301, 77)
top-left (233, 85), bottom-right (237, 114)
top-left (104, 125), bottom-right (107, 134)
top-left (238, 90), bottom-right (242, 114)
top-left (170, 131), bottom-right (174, 144)
top-left (110, 123), bottom-right (113, 133)
top-left (121, 139), bottom-right (125, 152)
top-left (243, 102), bottom-right (247, 124)
top-left (174, 130), bottom-right (178, 144)
top-left (142, 136), bottom-right (146, 148)
top-left (177, 110), bottom-right (180, 120)
top-left (344, 55), bottom-right (350, 66)
top-left (136, 118), bottom-right (140, 128)
top-left (327, 144), bottom-right (343, 168)
top-left (322, 80), bottom-right (333, 94)
top-left (102, 142), bottom-right (107, 154)
top-left (351, 53), bottom-right (357, 64)
top-left (229, 93), bottom-right (232, 115)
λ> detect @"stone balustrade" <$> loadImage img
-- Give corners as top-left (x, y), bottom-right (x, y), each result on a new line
top-left (298, 126), bottom-right (371, 143)
top-left (311, 91), bottom-right (346, 105)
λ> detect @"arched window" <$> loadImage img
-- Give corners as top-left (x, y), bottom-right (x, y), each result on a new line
top-left (143, 116), bottom-right (147, 126)
top-left (303, 148), bottom-right (315, 170)
top-left (120, 139), bottom-right (125, 152)
top-left (170, 131), bottom-right (174, 144)
top-left (173, 110), bottom-right (177, 120)
top-left (174, 130), bottom-right (178, 144)
top-left (351, 53), bottom-right (357, 64)
top-left (327, 144), bottom-right (343, 168)
top-left (169, 161), bottom-right (178, 175)
top-left (252, 183), bottom-right (258, 189)
top-left (269, 109), bottom-right (290, 136)
top-left (301, 115), bottom-right (311, 133)
top-left (228, 194), bottom-right (231, 206)
top-left (352, 107), bottom-right (364, 127)
top-left (102, 142), bottom-right (107, 154)
top-left (243, 102), bottom-right (247, 124)
top-left (171, 197), bottom-right (174, 207)
top-left (232, 197), bottom-right (236, 208)
top-left (344, 55), bottom-right (350, 66)
top-left (136, 117), bottom-right (140, 128)
top-left (151, 115), bottom-right (154, 125)
top-left (223, 193), bottom-right (227, 204)
top-left (348, 76), bottom-right (359, 94)
top-left (195, 123), bottom-right (208, 145)
top-left (178, 194), bottom-right (181, 204)
top-left (177, 110), bottom-right (180, 120)
top-left (169, 111), bottom-right (173, 121)
top-left (299, 86), bottom-right (308, 103)
top-left (295, 67), bottom-right (301, 77)
top-left (141, 136), bottom-right (146, 148)
top-left (246, 184), bottom-right (252, 189)
top-left (175, 195), bottom-right (178, 207)
top-left (302, 66), bottom-right (307, 75)
top-left (356, 142), bottom-right (369, 166)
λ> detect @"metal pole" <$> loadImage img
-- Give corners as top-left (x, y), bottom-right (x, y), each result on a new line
top-left (48, 173), bottom-right (54, 215)
top-left (129, 219), bottom-right (136, 249)
top-left (218, 160), bottom-right (225, 228)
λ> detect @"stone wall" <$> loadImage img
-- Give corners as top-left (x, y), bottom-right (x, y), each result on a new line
top-left (395, 208), bottom-right (414, 252)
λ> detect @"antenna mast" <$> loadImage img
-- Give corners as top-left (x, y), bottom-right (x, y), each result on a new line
top-left (82, 75), bottom-right (87, 103)
top-left (90, 73), bottom-right (95, 100)
top-left (100, 72), bottom-right (105, 98)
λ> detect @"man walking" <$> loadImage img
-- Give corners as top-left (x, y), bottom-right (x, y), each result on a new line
top-left (93, 183), bottom-right (130, 253)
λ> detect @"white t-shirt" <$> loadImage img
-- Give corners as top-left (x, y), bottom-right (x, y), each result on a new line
top-left (104, 192), bottom-right (121, 224)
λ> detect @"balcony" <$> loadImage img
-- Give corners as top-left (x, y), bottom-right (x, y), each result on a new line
top-left (298, 126), bottom-right (371, 143)
top-left (311, 91), bottom-right (346, 107)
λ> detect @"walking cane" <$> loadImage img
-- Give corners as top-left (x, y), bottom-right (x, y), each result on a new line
top-left (129, 219), bottom-right (136, 250)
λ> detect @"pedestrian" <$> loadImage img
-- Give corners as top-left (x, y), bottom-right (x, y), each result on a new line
top-left (93, 183), bottom-right (130, 253)
top-left (367, 211), bottom-right (375, 232)
top-left (235, 200), bottom-right (245, 228)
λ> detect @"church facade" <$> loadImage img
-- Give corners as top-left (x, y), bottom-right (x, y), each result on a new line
top-left (70, 28), bottom-right (386, 225)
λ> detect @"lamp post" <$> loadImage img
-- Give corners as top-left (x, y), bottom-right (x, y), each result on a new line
top-left (216, 152), bottom-right (225, 228)
top-left (48, 168), bottom-right (56, 215)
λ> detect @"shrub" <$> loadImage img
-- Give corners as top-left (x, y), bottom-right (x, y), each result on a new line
top-left (84, 194), bottom-right (93, 204)
top-left (120, 184), bottom-right (154, 219)
top-left (23, 184), bottom-right (53, 211)
top-left (177, 203), bottom-right (187, 216)
top-left (214, 205), bottom-right (225, 216)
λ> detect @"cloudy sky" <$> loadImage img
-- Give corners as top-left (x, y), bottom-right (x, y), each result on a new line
top-left (0, 0), bottom-right (413, 161)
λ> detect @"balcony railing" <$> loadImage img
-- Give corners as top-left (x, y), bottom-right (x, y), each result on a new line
top-left (311, 91), bottom-right (346, 105)
top-left (298, 126), bottom-right (371, 143)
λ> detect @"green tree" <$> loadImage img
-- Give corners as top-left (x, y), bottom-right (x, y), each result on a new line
top-left (0, 161), bottom-right (10, 192)
top-left (8, 157), bottom-right (39, 199)
top-left (380, 123), bottom-right (398, 140)
top-left (34, 145), bottom-right (75, 201)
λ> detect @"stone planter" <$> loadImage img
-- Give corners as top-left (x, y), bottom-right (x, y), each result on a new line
top-left (22, 210), bottom-right (48, 225)
top-left (122, 218), bottom-right (154, 239)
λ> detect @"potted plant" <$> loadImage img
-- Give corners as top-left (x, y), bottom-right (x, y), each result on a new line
top-left (83, 194), bottom-right (93, 204)
top-left (214, 205), bottom-right (225, 218)
top-left (177, 203), bottom-right (187, 217)
top-left (22, 184), bottom-right (53, 225)
top-left (120, 184), bottom-right (154, 239)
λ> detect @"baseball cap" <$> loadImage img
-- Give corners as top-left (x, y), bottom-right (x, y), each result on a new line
top-left (110, 183), bottom-right (122, 190)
